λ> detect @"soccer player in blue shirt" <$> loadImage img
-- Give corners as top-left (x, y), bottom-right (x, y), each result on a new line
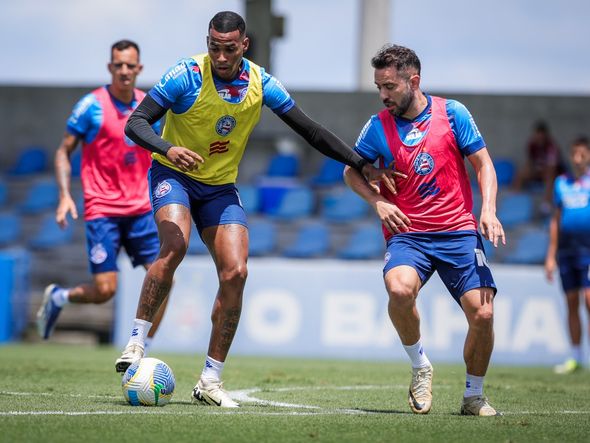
top-left (545, 136), bottom-right (590, 374)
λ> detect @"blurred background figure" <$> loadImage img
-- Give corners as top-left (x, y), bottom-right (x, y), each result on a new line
top-left (515, 120), bottom-right (565, 214)
top-left (544, 136), bottom-right (590, 374)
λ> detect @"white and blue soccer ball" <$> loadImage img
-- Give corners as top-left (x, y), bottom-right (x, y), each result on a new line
top-left (121, 357), bottom-right (175, 406)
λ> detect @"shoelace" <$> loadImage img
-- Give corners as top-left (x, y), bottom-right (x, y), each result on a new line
top-left (412, 368), bottom-right (432, 397)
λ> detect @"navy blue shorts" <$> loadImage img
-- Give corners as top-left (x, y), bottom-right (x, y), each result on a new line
top-left (149, 161), bottom-right (247, 235)
top-left (85, 212), bottom-right (159, 274)
top-left (558, 254), bottom-right (590, 292)
top-left (383, 230), bottom-right (497, 305)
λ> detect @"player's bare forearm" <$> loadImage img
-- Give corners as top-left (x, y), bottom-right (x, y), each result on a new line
top-left (54, 134), bottom-right (78, 197)
top-left (343, 165), bottom-right (384, 205)
top-left (468, 148), bottom-right (505, 246)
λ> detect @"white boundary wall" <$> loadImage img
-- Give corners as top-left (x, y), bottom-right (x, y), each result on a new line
top-left (114, 257), bottom-right (588, 366)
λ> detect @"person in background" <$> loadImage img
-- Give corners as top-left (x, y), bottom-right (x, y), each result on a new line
top-left (37, 40), bottom-right (168, 346)
top-left (545, 136), bottom-right (590, 374)
top-left (344, 44), bottom-right (505, 416)
top-left (515, 120), bottom-right (564, 214)
top-left (114, 11), bottom-right (399, 408)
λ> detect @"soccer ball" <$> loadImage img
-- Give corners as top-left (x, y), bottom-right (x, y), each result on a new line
top-left (121, 357), bottom-right (175, 406)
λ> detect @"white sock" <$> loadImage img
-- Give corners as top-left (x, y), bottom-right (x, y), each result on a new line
top-left (572, 345), bottom-right (582, 363)
top-left (143, 337), bottom-right (153, 356)
top-left (403, 339), bottom-right (431, 368)
top-left (201, 356), bottom-right (224, 381)
top-left (51, 288), bottom-right (70, 307)
top-left (464, 373), bottom-right (485, 398)
top-left (126, 319), bottom-right (152, 348)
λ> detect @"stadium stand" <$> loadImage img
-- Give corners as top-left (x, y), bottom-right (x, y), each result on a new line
top-left (493, 158), bottom-right (516, 187)
top-left (248, 219), bottom-right (278, 256)
top-left (497, 192), bottom-right (534, 229)
top-left (28, 213), bottom-right (73, 250)
top-left (0, 213), bottom-right (22, 247)
top-left (337, 223), bottom-right (384, 260)
top-left (266, 153), bottom-right (299, 177)
top-left (322, 187), bottom-right (370, 223)
top-left (310, 158), bottom-right (345, 187)
top-left (266, 186), bottom-right (314, 221)
top-left (503, 226), bottom-right (549, 264)
top-left (18, 179), bottom-right (59, 215)
top-left (237, 183), bottom-right (260, 214)
top-left (282, 222), bottom-right (330, 258)
top-left (6, 146), bottom-right (48, 176)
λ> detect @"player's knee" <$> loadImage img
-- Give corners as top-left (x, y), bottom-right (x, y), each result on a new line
top-left (95, 284), bottom-right (116, 303)
top-left (471, 307), bottom-right (494, 328)
top-left (219, 263), bottom-right (248, 289)
top-left (387, 284), bottom-right (416, 307)
top-left (160, 236), bottom-right (188, 266)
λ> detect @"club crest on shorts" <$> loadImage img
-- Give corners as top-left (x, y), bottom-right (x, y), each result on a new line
top-left (155, 180), bottom-right (172, 198)
top-left (90, 243), bottom-right (107, 264)
top-left (413, 152), bottom-right (434, 175)
top-left (215, 115), bottom-right (236, 136)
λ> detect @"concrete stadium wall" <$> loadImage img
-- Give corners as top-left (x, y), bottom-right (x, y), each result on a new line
top-left (1, 85), bottom-right (589, 172)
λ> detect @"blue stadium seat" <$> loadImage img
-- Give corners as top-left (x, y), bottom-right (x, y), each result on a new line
top-left (266, 153), bottom-right (299, 177)
top-left (497, 192), bottom-right (534, 228)
top-left (18, 180), bottom-right (59, 215)
top-left (237, 184), bottom-right (260, 214)
top-left (311, 158), bottom-right (345, 187)
top-left (0, 180), bottom-right (7, 207)
top-left (0, 213), bottom-right (21, 247)
top-left (248, 220), bottom-right (277, 256)
top-left (187, 229), bottom-right (208, 255)
top-left (267, 186), bottom-right (314, 221)
top-left (337, 224), bottom-right (384, 260)
top-left (494, 158), bottom-right (516, 187)
top-left (7, 146), bottom-right (48, 176)
top-left (282, 222), bottom-right (330, 258)
top-left (503, 227), bottom-right (549, 264)
top-left (28, 214), bottom-right (73, 250)
top-left (322, 187), bottom-right (369, 223)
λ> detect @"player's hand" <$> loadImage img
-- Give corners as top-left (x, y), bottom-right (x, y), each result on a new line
top-left (55, 195), bottom-right (78, 229)
top-left (544, 255), bottom-right (556, 283)
top-left (361, 163), bottom-right (407, 195)
top-left (479, 209), bottom-right (506, 247)
top-left (374, 200), bottom-right (411, 234)
top-left (167, 146), bottom-right (204, 172)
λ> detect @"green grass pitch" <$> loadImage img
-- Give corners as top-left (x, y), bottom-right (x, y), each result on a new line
top-left (0, 344), bottom-right (589, 442)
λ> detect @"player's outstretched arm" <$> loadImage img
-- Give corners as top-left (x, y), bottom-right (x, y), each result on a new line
top-left (278, 105), bottom-right (402, 193)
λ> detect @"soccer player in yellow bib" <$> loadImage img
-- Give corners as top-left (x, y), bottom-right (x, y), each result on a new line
top-left (115, 10), bottom-right (400, 407)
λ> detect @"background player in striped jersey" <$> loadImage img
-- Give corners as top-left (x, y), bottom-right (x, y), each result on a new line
top-left (344, 44), bottom-right (505, 416)
top-left (37, 40), bottom-right (168, 345)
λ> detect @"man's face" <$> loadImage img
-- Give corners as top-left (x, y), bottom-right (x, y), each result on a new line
top-left (207, 27), bottom-right (249, 81)
top-left (108, 47), bottom-right (142, 91)
top-left (571, 143), bottom-right (590, 176)
top-left (374, 66), bottom-right (417, 117)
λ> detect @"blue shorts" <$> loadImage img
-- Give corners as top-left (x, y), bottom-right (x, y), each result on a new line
top-left (85, 212), bottom-right (159, 274)
top-left (383, 230), bottom-right (497, 305)
top-left (558, 254), bottom-right (590, 292)
top-left (149, 161), bottom-right (247, 235)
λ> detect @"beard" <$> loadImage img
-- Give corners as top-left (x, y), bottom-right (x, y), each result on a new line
top-left (387, 88), bottom-right (414, 117)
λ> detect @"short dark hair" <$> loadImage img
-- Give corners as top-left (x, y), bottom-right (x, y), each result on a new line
top-left (209, 11), bottom-right (246, 37)
top-left (371, 44), bottom-right (421, 78)
top-left (572, 135), bottom-right (589, 147)
top-left (111, 39), bottom-right (140, 60)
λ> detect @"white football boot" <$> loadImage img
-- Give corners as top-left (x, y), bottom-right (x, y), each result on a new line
top-left (191, 378), bottom-right (239, 408)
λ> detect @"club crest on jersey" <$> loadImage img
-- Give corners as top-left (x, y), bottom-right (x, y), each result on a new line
top-left (413, 152), bottom-right (434, 175)
top-left (215, 115), bottom-right (237, 136)
top-left (154, 180), bottom-right (172, 198)
top-left (89, 243), bottom-right (107, 264)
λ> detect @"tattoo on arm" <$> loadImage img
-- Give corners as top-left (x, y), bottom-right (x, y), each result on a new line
top-left (138, 275), bottom-right (172, 320)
